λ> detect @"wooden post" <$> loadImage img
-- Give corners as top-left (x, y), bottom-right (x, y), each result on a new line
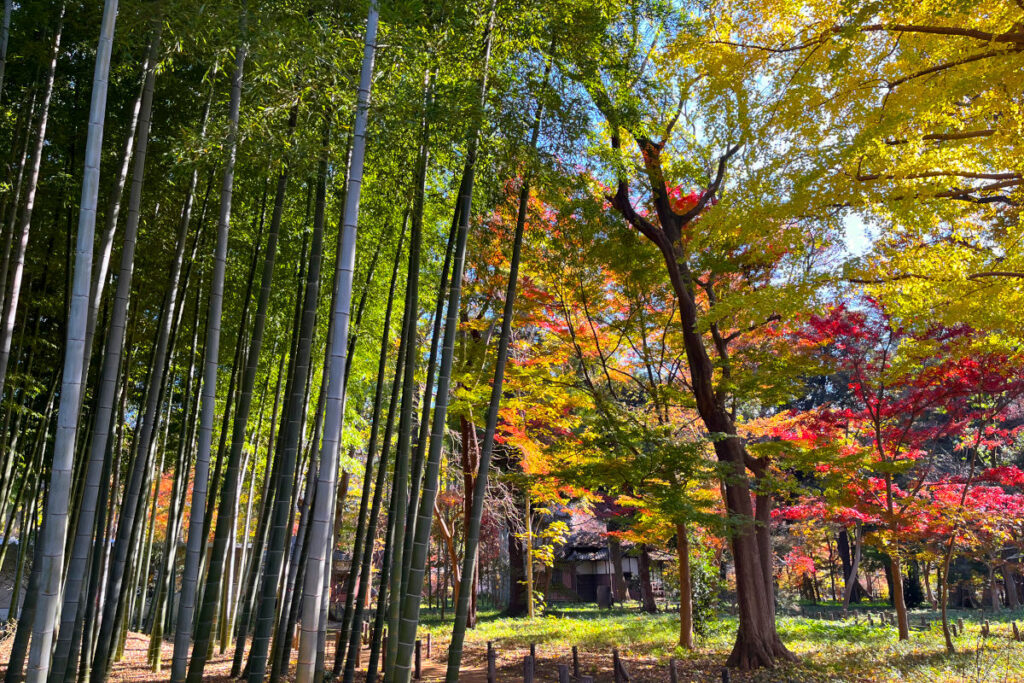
top-left (612, 647), bottom-right (629, 682)
top-left (572, 645), bottom-right (579, 679)
top-left (558, 664), bottom-right (570, 683)
top-left (721, 668), bottom-right (730, 683)
top-left (982, 620), bottom-right (990, 637)
top-left (1012, 621), bottom-right (1021, 641)
top-left (487, 642), bottom-right (496, 683)
top-left (530, 642), bottom-right (536, 661)
top-left (957, 617), bottom-right (964, 634)
top-left (669, 657), bottom-right (679, 683)
top-left (426, 632), bottom-right (432, 658)
top-left (523, 655), bottom-right (534, 683)
top-left (415, 639), bottom-right (422, 679)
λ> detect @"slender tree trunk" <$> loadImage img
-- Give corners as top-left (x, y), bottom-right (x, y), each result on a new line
top-left (148, 292), bottom-right (202, 670)
top-left (334, 228), bottom-right (404, 678)
top-left (344, 305), bottom-right (408, 683)
top-left (79, 305), bottom-right (138, 682)
top-left (889, 553), bottom-right (910, 640)
top-left (395, 11), bottom-right (496, 681)
top-left (273, 125), bottom-right (333, 683)
top-left (246, 123), bottom-right (326, 683)
top-left (638, 545), bottom-right (658, 613)
top-left (444, 51), bottom-right (544, 675)
top-left (0, 0), bottom-right (11, 100)
top-left (297, 29), bottom-right (381, 668)
top-left (677, 523), bottom-right (694, 648)
top-left (385, 211), bottom-right (421, 677)
top-left (173, 34), bottom-right (246, 683)
top-left (231, 351), bottom-right (286, 678)
top-left (54, 33), bottom-right (185, 683)
top-left (0, 4), bottom-right (63, 413)
top-left (87, 27), bottom-right (169, 679)
top-left (397, 69), bottom-right (435, 620)
top-left (5, 495), bottom-right (47, 683)
top-left (79, 44), bottom-right (160, 406)
top-left (0, 88), bottom-right (36, 369)
top-left (842, 525), bottom-right (863, 609)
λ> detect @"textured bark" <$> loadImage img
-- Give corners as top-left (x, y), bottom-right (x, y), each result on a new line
top-left (605, 128), bottom-right (793, 669)
top-left (505, 500), bottom-right (528, 617)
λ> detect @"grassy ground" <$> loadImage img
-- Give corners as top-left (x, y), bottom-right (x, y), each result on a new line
top-left (417, 603), bottom-right (1024, 682)
top-left (1, 604), bottom-right (1021, 681)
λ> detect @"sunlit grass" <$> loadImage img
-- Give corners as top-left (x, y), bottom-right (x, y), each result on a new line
top-left (415, 604), bottom-right (1024, 682)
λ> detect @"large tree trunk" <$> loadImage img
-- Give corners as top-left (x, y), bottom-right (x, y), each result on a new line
top-left (606, 134), bottom-right (793, 669)
top-left (505, 502), bottom-right (528, 617)
top-left (29, 3), bottom-right (117, 679)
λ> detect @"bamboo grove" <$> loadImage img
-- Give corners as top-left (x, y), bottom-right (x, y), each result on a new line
top-left (0, 0), bottom-right (1021, 680)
